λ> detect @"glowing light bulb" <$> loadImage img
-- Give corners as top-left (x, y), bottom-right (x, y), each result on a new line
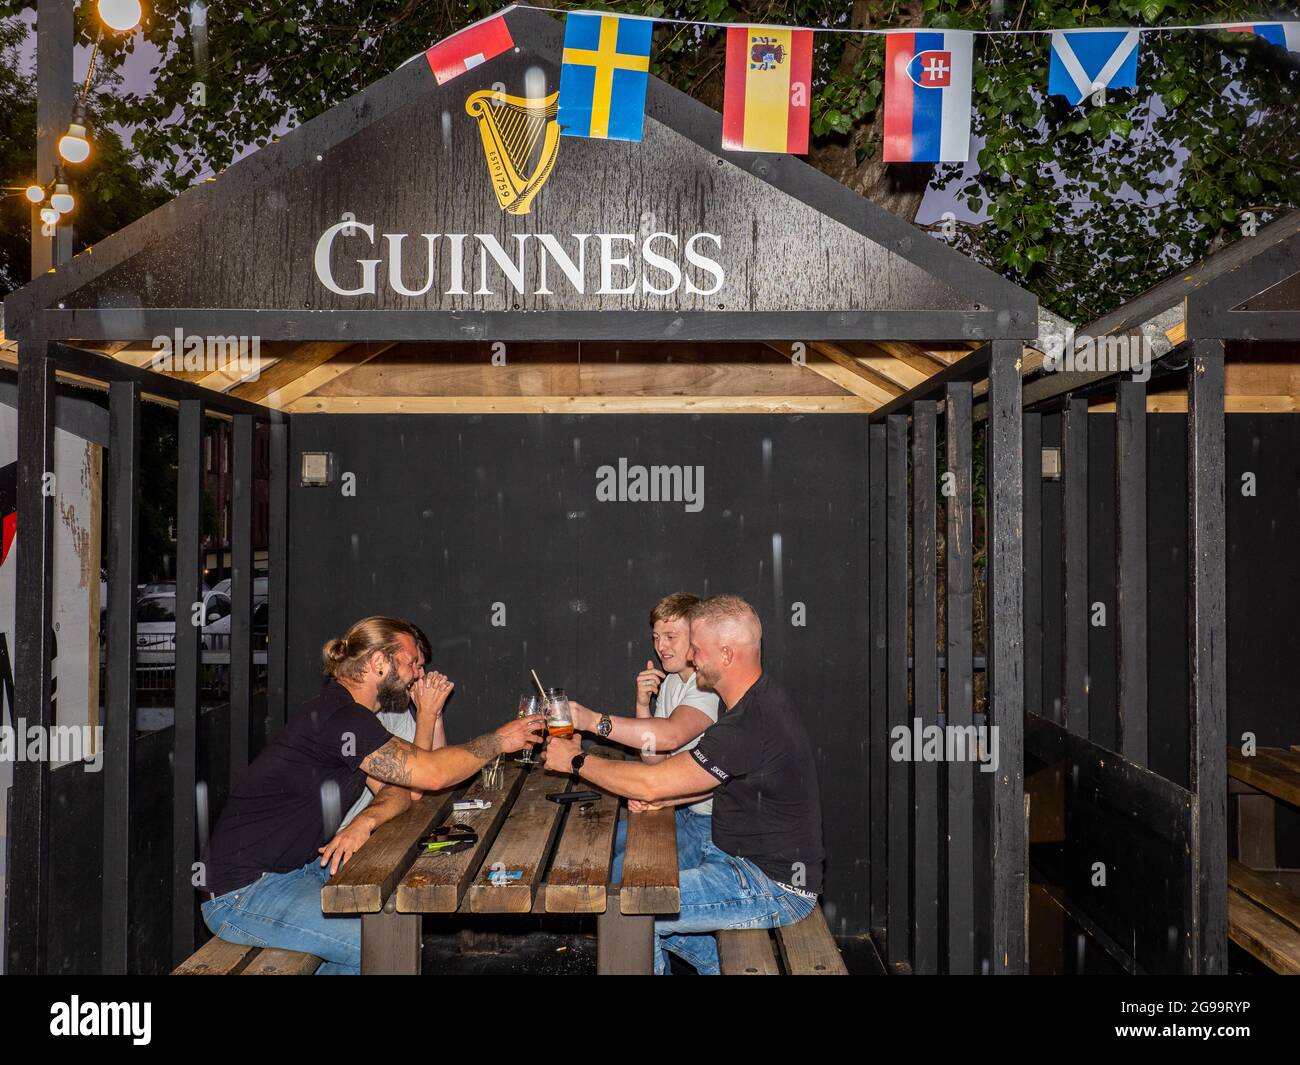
top-left (59, 123), bottom-right (90, 163)
top-left (50, 184), bottom-right (75, 214)
top-left (25, 185), bottom-right (45, 203)
top-left (98, 0), bottom-right (142, 32)
top-left (40, 206), bottom-right (60, 226)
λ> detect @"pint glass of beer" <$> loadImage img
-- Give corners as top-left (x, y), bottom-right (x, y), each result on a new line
top-left (544, 687), bottom-right (574, 738)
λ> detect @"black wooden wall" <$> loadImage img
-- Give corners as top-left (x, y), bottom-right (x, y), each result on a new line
top-left (286, 413), bottom-right (872, 937)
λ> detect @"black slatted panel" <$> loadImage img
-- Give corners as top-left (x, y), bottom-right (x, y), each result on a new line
top-left (9, 343), bottom-right (55, 974)
top-left (1188, 340), bottom-right (1227, 974)
top-left (945, 382), bottom-right (974, 974)
top-left (1116, 381), bottom-right (1148, 767)
top-left (1022, 413), bottom-right (1043, 718)
top-left (172, 399), bottom-right (203, 965)
top-left (267, 420), bottom-right (290, 738)
top-left (867, 423), bottom-right (888, 935)
top-left (911, 401), bottom-right (939, 972)
top-left (229, 415), bottom-right (254, 780)
top-left (885, 414), bottom-right (911, 970)
top-left (1062, 396), bottom-right (1089, 737)
top-left (102, 379), bottom-right (140, 973)
top-left (987, 340), bottom-right (1025, 974)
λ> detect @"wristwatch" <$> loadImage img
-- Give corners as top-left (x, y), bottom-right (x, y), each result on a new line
top-left (570, 752), bottom-right (587, 774)
top-left (596, 714), bottom-right (613, 738)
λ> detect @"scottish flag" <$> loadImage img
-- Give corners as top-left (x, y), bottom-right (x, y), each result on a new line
top-left (558, 13), bottom-right (653, 141)
top-left (1048, 29), bottom-right (1140, 105)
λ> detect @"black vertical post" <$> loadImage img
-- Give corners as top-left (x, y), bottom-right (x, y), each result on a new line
top-left (1061, 396), bottom-right (1089, 738)
top-left (230, 415), bottom-right (254, 779)
top-left (885, 413), bottom-right (911, 971)
top-left (945, 382), bottom-right (974, 974)
top-left (172, 399), bottom-right (203, 965)
top-left (911, 401), bottom-right (938, 972)
top-left (987, 339), bottom-right (1025, 974)
top-left (266, 419), bottom-right (290, 738)
top-left (9, 342), bottom-right (55, 975)
top-left (1022, 414), bottom-right (1042, 719)
top-left (1116, 381), bottom-right (1148, 767)
top-left (32, 0), bottom-right (74, 277)
top-left (867, 424), bottom-right (888, 937)
top-left (1188, 340), bottom-right (1227, 974)
top-left (102, 379), bottom-right (140, 974)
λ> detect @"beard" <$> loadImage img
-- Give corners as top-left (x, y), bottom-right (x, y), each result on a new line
top-left (694, 663), bottom-right (719, 691)
top-left (377, 664), bottom-right (412, 714)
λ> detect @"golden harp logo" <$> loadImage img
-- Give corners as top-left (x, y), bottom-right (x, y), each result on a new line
top-left (466, 89), bottom-right (560, 215)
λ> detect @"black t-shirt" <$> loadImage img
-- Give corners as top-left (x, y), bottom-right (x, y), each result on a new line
top-left (690, 673), bottom-right (825, 894)
top-left (204, 680), bottom-right (394, 897)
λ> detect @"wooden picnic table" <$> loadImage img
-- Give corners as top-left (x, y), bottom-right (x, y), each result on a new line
top-left (321, 754), bottom-right (680, 974)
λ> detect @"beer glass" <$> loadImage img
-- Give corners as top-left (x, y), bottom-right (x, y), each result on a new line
top-left (515, 694), bottom-right (544, 764)
top-left (544, 687), bottom-right (574, 738)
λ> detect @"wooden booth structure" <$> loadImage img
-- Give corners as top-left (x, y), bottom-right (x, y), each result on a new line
top-left (1, 6), bottom-right (1263, 975)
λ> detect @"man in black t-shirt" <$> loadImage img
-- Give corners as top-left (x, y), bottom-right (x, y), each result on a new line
top-left (545, 595), bottom-right (825, 975)
top-left (201, 616), bottom-right (543, 974)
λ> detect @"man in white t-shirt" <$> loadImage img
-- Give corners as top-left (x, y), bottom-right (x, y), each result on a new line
top-left (340, 624), bottom-right (452, 829)
top-left (568, 592), bottom-right (721, 881)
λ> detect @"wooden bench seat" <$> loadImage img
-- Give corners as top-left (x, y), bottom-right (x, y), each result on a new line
top-left (717, 904), bottom-right (848, 975)
top-left (1228, 860), bottom-right (1300, 975)
top-left (171, 935), bottom-right (322, 975)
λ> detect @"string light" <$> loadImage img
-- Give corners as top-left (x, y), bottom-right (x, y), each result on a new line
top-left (97, 0), bottom-right (142, 33)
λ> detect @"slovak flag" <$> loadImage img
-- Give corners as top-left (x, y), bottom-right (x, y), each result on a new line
top-left (1225, 22), bottom-right (1300, 55)
top-left (883, 31), bottom-right (974, 163)
top-left (425, 14), bottom-right (515, 85)
top-left (1048, 30), bottom-right (1140, 105)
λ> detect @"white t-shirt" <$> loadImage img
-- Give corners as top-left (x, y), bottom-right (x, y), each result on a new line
top-left (340, 708), bottom-right (418, 828)
top-left (654, 671), bottom-right (721, 816)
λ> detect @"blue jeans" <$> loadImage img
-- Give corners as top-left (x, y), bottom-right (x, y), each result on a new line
top-left (200, 857), bottom-right (360, 975)
top-left (612, 807), bottom-right (713, 884)
top-left (654, 839), bottom-right (817, 975)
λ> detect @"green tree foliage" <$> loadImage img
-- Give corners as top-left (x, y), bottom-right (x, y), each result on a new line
top-left (0, 2), bottom-right (1296, 320)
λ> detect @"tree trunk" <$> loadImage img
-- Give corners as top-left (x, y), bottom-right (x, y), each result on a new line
top-left (805, 0), bottom-right (933, 223)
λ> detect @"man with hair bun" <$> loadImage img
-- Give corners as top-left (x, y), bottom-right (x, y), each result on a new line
top-left (202, 615), bottom-right (543, 974)
top-left (546, 594), bottom-right (825, 975)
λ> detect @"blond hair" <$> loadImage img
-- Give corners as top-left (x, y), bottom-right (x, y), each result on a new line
top-left (322, 616), bottom-right (417, 681)
top-left (649, 592), bottom-right (702, 628)
top-left (687, 595), bottom-right (763, 647)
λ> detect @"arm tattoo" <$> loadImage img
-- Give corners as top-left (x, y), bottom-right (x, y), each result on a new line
top-left (362, 737), bottom-right (416, 787)
top-left (462, 733), bottom-right (502, 763)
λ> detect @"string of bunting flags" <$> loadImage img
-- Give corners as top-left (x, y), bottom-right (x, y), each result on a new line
top-left (423, 5), bottom-right (1300, 164)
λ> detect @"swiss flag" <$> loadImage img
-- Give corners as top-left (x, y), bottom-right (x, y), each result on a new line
top-left (425, 16), bottom-right (515, 86)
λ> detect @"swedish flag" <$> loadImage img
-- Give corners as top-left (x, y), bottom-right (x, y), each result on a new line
top-left (558, 14), bottom-right (653, 141)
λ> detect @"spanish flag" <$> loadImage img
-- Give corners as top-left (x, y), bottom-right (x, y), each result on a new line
top-left (722, 27), bottom-right (813, 154)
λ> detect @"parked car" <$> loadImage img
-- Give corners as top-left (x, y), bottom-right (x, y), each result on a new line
top-left (134, 589), bottom-right (233, 665)
top-left (211, 575), bottom-right (269, 603)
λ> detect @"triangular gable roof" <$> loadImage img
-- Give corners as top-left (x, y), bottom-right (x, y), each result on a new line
top-left (4, 7), bottom-right (1036, 345)
top-left (1186, 210), bottom-right (1300, 341)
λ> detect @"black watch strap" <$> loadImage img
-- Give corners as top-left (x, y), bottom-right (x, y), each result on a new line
top-left (571, 752), bottom-right (587, 773)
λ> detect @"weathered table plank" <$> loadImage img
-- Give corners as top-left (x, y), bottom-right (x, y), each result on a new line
top-left (546, 786), bottom-right (619, 914)
top-left (465, 768), bottom-right (571, 913)
top-left (321, 786), bottom-right (458, 914)
top-left (1227, 746), bottom-right (1300, 808)
top-left (242, 947), bottom-right (321, 975)
top-left (171, 937), bottom-right (258, 975)
top-left (396, 765), bottom-right (526, 913)
top-left (718, 929), bottom-right (781, 975)
top-left (620, 807), bottom-right (679, 914)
